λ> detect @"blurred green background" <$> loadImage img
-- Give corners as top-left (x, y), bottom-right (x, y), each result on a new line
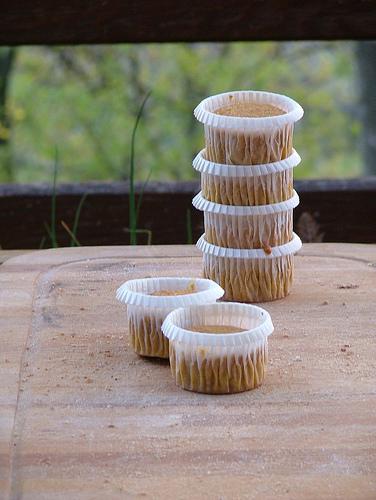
top-left (0, 41), bottom-right (370, 183)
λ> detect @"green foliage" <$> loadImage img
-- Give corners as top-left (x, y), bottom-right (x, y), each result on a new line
top-left (0, 42), bottom-right (363, 182)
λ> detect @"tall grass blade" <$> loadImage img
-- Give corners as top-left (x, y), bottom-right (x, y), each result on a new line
top-left (39, 236), bottom-right (46, 250)
top-left (123, 228), bottom-right (152, 245)
top-left (50, 148), bottom-right (59, 248)
top-left (135, 167), bottom-right (153, 226)
top-left (61, 220), bottom-right (81, 246)
top-left (186, 208), bottom-right (193, 244)
top-left (44, 222), bottom-right (53, 241)
top-left (129, 90), bottom-right (152, 245)
top-left (70, 193), bottom-right (88, 247)
top-left (137, 228), bottom-right (152, 246)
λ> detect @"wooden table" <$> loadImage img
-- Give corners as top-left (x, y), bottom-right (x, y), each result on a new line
top-left (1, 244), bottom-right (375, 500)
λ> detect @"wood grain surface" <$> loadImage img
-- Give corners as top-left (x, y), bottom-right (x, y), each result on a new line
top-left (0, 250), bottom-right (33, 265)
top-left (1, 244), bottom-right (376, 499)
top-left (1, 0), bottom-right (375, 45)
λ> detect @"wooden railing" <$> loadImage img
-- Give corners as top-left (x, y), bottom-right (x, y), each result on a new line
top-left (1, 1), bottom-right (375, 44)
top-left (1, 179), bottom-right (375, 249)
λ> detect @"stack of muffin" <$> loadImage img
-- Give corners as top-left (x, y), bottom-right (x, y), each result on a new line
top-left (193, 90), bottom-right (304, 303)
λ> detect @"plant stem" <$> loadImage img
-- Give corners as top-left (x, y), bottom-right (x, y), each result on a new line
top-left (44, 222), bottom-right (53, 242)
top-left (71, 193), bottom-right (88, 247)
top-left (135, 166), bottom-right (153, 226)
top-left (50, 148), bottom-right (58, 248)
top-left (39, 235), bottom-right (46, 250)
top-left (61, 220), bottom-right (81, 246)
top-left (186, 208), bottom-right (193, 244)
top-left (129, 90), bottom-right (152, 245)
top-left (124, 228), bottom-right (152, 245)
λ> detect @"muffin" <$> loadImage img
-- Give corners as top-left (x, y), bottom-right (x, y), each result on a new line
top-left (128, 305), bottom-right (170, 358)
top-left (116, 277), bottom-right (224, 358)
top-left (194, 91), bottom-right (303, 166)
top-left (162, 302), bottom-right (274, 394)
top-left (196, 233), bottom-right (302, 303)
top-left (192, 190), bottom-right (299, 249)
top-left (205, 121), bottom-right (293, 165)
top-left (193, 149), bottom-right (300, 206)
top-left (169, 342), bottom-right (268, 394)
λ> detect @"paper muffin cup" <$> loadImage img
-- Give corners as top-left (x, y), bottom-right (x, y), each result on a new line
top-left (116, 277), bottom-right (224, 359)
top-left (194, 149), bottom-right (300, 206)
top-left (193, 190), bottom-right (299, 249)
top-left (194, 91), bottom-right (304, 165)
top-left (196, 233), bottom-right (302, 303)
top-left (162, 302), bottom-right (274, 394)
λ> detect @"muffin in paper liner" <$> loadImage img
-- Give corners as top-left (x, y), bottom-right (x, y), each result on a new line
top-left (204, 122), bottom-right (293, 165)
top-left (193, 190), bottom-right (299, 249)
top-left (194, 90), bottom-right (303, 165)
top-left (116, 277), bottom-right (224, 359)
top-left (196, 233), bottom-right (302, 303)
top-left (194, 149), bottom-right (300, 206)
top-left (162, 302), bottom-right (274, 394)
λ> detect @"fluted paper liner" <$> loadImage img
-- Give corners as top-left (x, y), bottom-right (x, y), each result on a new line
top-left (193, 190), bottom-right (299, 248)
top-left (162, 302), bottom-right (274, 394)
top-left (193, 190), bottom-right (299, 216)
top-left (117, 277), bottom-right (224, 358)
top-left (195, 149), bottom-right (299, 206)
top-left (127, 305), bottom-right (171, 358)
top-left (201, 171), bottom-right (293, 206)
top-left (194, 90), bottom-right (304, 132)
top-left (197, 232), bottom-right (302, 259)
top-left (194, 91), bottom-right (303, 165)
top-left (193, 148), bottom-right (301, 177)
top-left (162, 303), bottom-right (273, 347)
top-left (117, 277), bottom-right (224, 308)
top-left (196, 234), bottom-right (302, 303)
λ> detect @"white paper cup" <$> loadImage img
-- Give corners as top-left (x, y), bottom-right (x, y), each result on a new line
top-left (162, 302), bottom-right (274, 394)
top-left (116, 277), bottom-right (224, 358)
top-left (193, 190), bottom-right (299, 249)
top-left (194, 90), bottom-right (303, 165)
top-left (193, 148), bottom-right (301, 206)
top-left (196, 233), bottom-right (302, 303)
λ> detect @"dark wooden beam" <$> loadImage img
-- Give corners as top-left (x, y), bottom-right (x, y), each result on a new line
top-left (0, 179), bottom-right (375, 249)
top-left (0, 1), bottom-right (375, 45)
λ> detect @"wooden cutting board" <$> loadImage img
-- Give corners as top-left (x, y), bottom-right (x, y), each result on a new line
top-left (1, 244), bottom-right (376, 500)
